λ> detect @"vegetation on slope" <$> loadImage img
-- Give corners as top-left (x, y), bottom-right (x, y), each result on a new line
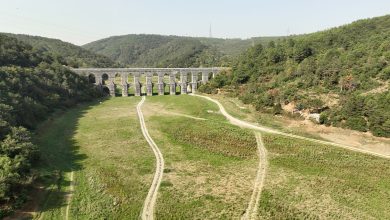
top-left (201, 15), bottom-right (390, 137)
top-left (83, 34), bottom-right (281, 67)
top-left (5, 33), bottom-right (118, 68)
top-left (0, 33), bottom-right (99, 216)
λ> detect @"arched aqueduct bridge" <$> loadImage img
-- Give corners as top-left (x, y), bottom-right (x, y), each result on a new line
top-left (72, 68), bottom-right (228, 96)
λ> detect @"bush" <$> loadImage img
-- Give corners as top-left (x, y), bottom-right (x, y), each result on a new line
top-left (319, 112), bottom-right (330, 125)
top-left (273, 103), bottom-right (283, 115)
top-left (368, 114), bottom-right (390, 137)
top-left (346, 116), bottom-right (368, 132)
top-left (198, 84), bottom-right (217, 94)
top-left (0, 127), bottom-right (38, 207)
top-left (296, 103), bottom-right (305, 111)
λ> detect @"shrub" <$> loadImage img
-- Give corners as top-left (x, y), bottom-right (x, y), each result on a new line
top-left (273, 103), bottom-right (283, 115)
top-left (346, 116), bottom-right (367, 132)
top-left (198, 84), bottom-right (217, 94)
top-left (319, 112), bottom-right (330, 125)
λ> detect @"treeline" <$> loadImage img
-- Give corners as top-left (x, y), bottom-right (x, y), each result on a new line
top-left (0, 34), bottom-right (99, 216)
top-left (200, 15), bottom-right (390, 137)
top-left (5, 33), bottom-right (119, 68)
top-left (83, 34), bottom-right (281, 67)
top-left (83, 34), bottom-right (226, 67)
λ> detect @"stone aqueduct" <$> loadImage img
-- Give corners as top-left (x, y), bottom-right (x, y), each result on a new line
top-left (72, 68), bottom-right (226, 96)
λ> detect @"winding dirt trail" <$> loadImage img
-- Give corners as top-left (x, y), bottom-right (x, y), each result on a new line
top-left (191, 94), bottom-right (390, 159)
top-left (65, 171), bottom-right (74, 220)
top-left (137, 96), bottom-right (165, 220)
top-left (242, 132), bottom-right (268, 220)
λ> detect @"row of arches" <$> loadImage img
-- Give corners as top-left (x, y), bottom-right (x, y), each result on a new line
top-left (86, 72), bottom-right (216, 97)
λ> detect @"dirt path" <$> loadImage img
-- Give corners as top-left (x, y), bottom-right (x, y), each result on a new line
top-left (65, 171), bottom-right (74, 220)
top-left (242, 132), bottom-right (268, 220)
top-left (191, 94), bottom-right (390, 159)
top-left (137, 96), bottom-right (165, 220)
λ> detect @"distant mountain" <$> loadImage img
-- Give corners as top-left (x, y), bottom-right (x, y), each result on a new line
top-left (82, 34), bottom-right (281, 67)
top-left (4, 33), bottom-right (118, 68)
top-left (202, 15), bottom-right (390, 137)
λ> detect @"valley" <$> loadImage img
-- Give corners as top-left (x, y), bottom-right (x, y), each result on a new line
top-left (10, 94), bottom-right (389, 219)
top-left (1, 7), bottom-right (390, 219)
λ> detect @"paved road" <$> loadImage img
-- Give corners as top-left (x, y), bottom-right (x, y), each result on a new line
top-left (137, 96), bottom-right (165, 220)
top-left (191, 94), bottom-right (390, 160)
top-left (242, 132), bottom-right (268, 220)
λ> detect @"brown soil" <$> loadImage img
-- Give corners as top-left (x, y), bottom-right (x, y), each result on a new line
top-left (283, 118), bottom-right (390, 156)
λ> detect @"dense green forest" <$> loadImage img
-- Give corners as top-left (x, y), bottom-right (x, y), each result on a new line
top-left (83, 34), bottom-right (280, 67)
top-left (0, 34), bottom-right (99, 216)
top-left (201, 15), bottom-right (390, 137)
top-left (4, 33), bottom-right (118, 68)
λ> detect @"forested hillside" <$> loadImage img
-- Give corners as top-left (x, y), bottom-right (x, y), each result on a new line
top-left (5, 33), bottom-right (118, 68)
top-left (0, 34), bottom-right (99, 216)
top-left (83, 34), bottom-right (280, 67)
top-left (202, 15), bottom-right (390, 137)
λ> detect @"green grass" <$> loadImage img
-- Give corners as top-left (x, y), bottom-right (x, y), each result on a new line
top-left (34, 95), bottom-right (257, 219)
top-left (208, 94), bottom-right (327, 140)
top-left (144, 95), bottom-right (258, 219)
top-left (35, 97), bottom-right (155, 219)
top-left (32, 93), bottom-right (390, 219)
top-left (158, 117), bottom-right (257, 159)
top-left (147, 94), bottom-right (225, 120)
top-left (258, 133), bottom-right (390, 219)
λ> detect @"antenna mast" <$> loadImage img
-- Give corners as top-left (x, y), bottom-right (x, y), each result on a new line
top-left (209, 23), bottom-right (212, 38)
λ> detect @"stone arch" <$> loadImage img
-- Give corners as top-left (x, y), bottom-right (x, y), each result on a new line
top-left (102, 86), bottom-right (110, 95)
top-left (102, 73), bottom-right (109, 85)
top-left (169, 72), bottom-right (177, 95)
top-left (212, 70), bottom-right (219, 79)
top-left (179, 71), bottom-right (188, 94)
top-left (189, 72), bottom-right (199, 93)
top-left (113, 73), bottom-right (121, 96)
top-left (208, 71), bottom-right (214, 80)
top-left (120, 73), bottom-right (129, 97)
top-left (157, 72), bottom-right (165, 95)
top-left (133, 73), bottom-right (142, 96)
top-left (201, 71), bottom-right (210, 84)
top-left (88, 73), bottom-right (96, 84)
top-left (197, 72), bottom-right (203, 82)
top-left (145, 72), bottom-right (154, 96)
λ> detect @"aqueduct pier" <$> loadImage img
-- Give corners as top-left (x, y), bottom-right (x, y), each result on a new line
top-left (72, 68), bottom-right (227, 96)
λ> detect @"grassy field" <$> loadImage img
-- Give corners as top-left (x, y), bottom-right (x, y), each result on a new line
top-left (208, 94), bottom-right (327, 140)
top-left (33, 95), bottom-right (260, 219)
top-left (143, 95), bottom-right (259, 219)
top-left (34, 97), bottom-right (155, 219)
top-left (30, 93), bottom-right (390, 219)
top-left (258, 133), bottom-right (390, 219)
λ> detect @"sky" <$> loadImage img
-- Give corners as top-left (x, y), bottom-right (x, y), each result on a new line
top-left (0, 0), bottom-right (389, 45)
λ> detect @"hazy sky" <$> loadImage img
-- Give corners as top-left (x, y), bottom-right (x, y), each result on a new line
top-left (0, 0), bottom-right (389, 45)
